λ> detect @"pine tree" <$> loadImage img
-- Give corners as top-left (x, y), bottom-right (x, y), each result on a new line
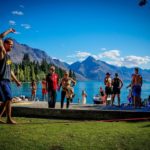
top-left (19, 69), bottom-right (25, 81)
top-left (31, 65), bottom-right (36, 81)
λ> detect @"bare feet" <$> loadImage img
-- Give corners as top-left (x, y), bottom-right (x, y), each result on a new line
top-left (6, 119), bottom-right (17, 124)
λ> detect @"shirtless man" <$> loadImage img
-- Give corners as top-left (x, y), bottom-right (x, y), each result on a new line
top-left (104, 72), bottom-right (112, 105)
top-left (131, 68), bottom-right (143, 108)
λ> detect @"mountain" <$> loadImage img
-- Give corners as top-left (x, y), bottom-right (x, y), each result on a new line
top-left (10, 40), bottom-right (87, 80)
top-left (10, 39), bottom-right (69, 69)
top-left (10, 40), bottom-right (150, 81)
top-left (69, 56), bottom-right (150, 81)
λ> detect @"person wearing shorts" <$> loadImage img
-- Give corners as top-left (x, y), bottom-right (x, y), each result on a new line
top-left (112, 73), bottom-right (123, 106)
top-left (104, 72), bottom-right (112, 105)
top-left (131, 68), bottom-right (142, 108)
top-left (0, 28), bottom-right (21, 124)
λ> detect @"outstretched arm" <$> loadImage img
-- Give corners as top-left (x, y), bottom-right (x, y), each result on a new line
top-left (0, 39), bottom-right (6, 59)
top-left (11, 71), bottom-right (21, 87)
top-left (0, 28), bottom-right (16, 59)
top-left (0, 28), bottom-right (15, 39)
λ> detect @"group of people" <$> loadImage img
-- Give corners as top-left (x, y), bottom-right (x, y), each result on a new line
top-left (103, 72), bottom-right (123, 106)
top-left (0, 28), bottom-right (144, 125)
top-left (0, 28), bottom-right (77, 124)
top-left (101, 68), bottom-right (143, 108)
top-left (30, 78), bottom-right (47, 101)
top-left (31, 66), bottom-right (76, 109)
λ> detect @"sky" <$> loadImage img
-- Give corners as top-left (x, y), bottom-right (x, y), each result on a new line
top-left (0, 0), bottom-right (150, 69)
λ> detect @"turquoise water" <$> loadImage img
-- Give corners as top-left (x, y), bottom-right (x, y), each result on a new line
top-left (11, 81), bottom-right (150, 104)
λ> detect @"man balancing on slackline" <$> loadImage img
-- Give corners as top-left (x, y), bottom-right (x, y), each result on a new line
top-left (0, 28), bottom-right (21, 124)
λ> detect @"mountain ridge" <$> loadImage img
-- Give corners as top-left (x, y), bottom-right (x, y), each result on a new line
top-left (69, 56), bottom-right (150, 81)
top-left (11, 40), bottom-right (150, 81)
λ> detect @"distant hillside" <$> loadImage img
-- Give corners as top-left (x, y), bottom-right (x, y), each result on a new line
top-left (69, 56), bottom-right (150, 81)
top-left (10, 40), bottom-right (150, 81)
top-left (10, 40), bottom-right (87, 80)
top-left (11, 40), bottom-right (70, 70)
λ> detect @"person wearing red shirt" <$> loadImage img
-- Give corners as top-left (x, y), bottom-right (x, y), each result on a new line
top-left (46, 66), bottom-right (59, 108)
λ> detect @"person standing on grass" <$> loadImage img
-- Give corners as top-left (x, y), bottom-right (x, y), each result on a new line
top-left (111, 73), bottom-right (123, 107)
top-left (0, 28), bottom-right (21, 124)
top-left (46, 66), bottom-right (59, 108)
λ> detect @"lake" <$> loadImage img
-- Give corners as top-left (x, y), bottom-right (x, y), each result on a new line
top-left (11, 81), bottom-right (150, 104)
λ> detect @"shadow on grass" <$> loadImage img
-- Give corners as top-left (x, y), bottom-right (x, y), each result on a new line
top-left (49, 145), bottom-right (64, 150)
top-left (16, 120), bottom-right (84, 125)
top-left (140, 124), bottom-right (150, 128)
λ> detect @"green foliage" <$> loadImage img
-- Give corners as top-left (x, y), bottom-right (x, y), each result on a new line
top-left (69, 69), bottom-right (76, 80)
top-left (11, 53), bottom-right (76, 82)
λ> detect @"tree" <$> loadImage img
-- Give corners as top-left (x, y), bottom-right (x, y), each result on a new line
top-left (31, 65), bottom-right (36, 81)
top-left (72, 71), bottom-right (76, 80)
top-left (41, 58), bottom-right (48, 73)
top-left (19, 69), bottom-right (25, 81)
top-left (22, 53), bottom-right (31, 67)
top-left (24, 66), bottom-right (31, 81)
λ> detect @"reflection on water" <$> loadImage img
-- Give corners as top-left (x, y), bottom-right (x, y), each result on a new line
top-left (11, 81), bottom-right (150, 104)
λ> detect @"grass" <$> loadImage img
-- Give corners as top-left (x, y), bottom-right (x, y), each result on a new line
top-left (0, 117), bottom-right (150, 150)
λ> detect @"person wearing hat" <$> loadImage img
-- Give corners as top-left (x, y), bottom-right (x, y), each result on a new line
top-left (46, 66), bottom-right (59, 108)
top-left (112, 73), bottom-right (123, 107)
top-left (104, 72), bottom-right (112, 105)
top-left (59, 71), bottom-right (76, 109)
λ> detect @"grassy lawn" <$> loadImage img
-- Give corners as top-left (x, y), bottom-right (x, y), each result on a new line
top-left (0, 117), bottom-right (150, 150)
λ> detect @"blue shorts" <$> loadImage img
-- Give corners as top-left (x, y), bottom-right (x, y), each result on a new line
top-left (132, 85), bottom-right (141, 97)
top-left (0, 80), bottom-right (12, 102)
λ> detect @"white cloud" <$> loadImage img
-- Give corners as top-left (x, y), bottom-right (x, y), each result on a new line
top-left (65, 48), bottom-right (150, 69)
top-left (20, 5), bottom-right (24, 8)
top-left (14, 31), bottom-right (21, 35)
top-left (101, 48), bottom-right (107, 51)
top-left (101, 54), bottom-right (150, 68)
top-left (67, 51), bottom-right (92, 61)
top-left (66, 51), bottom-right (91, 62)
top-left (21, 24), bottom-right (31, 29)
top-left (76, 51), bottom-right (91, 58)
top-left (12, 10), bottom-right (24, 16)
top-left (99, 50), bottom-right (120, 60)
top-left (9, 20), bottom-right (16, 26)
top-left (67, 61), bottom-right (74, 64)
top-left (122, 56), bottom-right (150, 67)
top-left (106, 60), bottom-right (123, 67)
